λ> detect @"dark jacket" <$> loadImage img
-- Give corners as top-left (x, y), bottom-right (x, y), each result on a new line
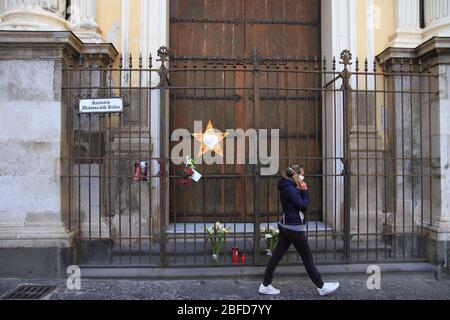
top-left (278, 177), bottom-right (310, 225)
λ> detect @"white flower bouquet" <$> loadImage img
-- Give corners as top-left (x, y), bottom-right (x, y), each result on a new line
top-left (206, 222), bottom-right (230, 264)
top-left (260, 226), bottom-right (279, 256)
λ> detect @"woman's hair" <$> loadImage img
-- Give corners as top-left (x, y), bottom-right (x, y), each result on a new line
top-left (286, 164), bottom-right (303, 177)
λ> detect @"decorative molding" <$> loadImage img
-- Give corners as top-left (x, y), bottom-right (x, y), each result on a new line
top-left (0, 0), bottom-right (67, 18)
top-left (423, 0), bottom-right (450, 40)
top-left (69, 0), bottom-right (102, 43)
top-left (0, 0), bottom-right (69, 31)
top-left (170, 54), bottom-right (315, 64)
top-left (389, 0), bottom-right (423, 48)
top-left (169, 17), bottom-right (318, 26)
top-left (170, 17), bottom-right (240, 25)
top-left (247, 18), bottom-right (319, 26)
top-left (121, 0), bottom-right (129, 85)
top-left (366, 0), bottom-right (375, 88)
top-left (169, 94), bottom-right (242, 101)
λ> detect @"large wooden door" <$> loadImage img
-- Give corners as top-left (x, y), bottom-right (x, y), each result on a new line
top-left (169, 0), bottom-right (322, 223)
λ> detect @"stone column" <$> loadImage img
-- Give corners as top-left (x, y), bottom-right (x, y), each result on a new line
top-left (423, 0), bottom-right (450, 40)
top-left (349, 87), bottom-right (384, 240)
top-left (389, 0), bottom-right (423, 48)
top-left (417, 37), bottom-right (450, 264)
top-left (0, 31), bottom-right (79, 277)
top-left (377, 38), bottom-right (450, 264)
top-left (0, 31), bottom-right (117, 277)
top-left (321, 0), bottom-right (357, 232)
top-left (0, 0), bottom-right (69, 31)
top-left (69, 0), bottom-right (103, 43)
top-left (139, 0), bottom-right (169, 237)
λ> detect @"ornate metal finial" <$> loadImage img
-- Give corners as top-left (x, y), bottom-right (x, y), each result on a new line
top-left (157, 46), bottom-right (170, 66)
top-left (128, 53), bottom-right (133, 69)
top-left (339, 49), bottom-right (353, 69)
top-left (149, 53), bottom-right (153, 68)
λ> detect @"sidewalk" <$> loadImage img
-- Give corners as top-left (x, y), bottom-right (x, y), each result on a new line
top-left (0, 277), bottom-right (449, 300)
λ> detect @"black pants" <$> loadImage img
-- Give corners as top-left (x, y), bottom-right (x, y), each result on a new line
top-left (263, 225), bottom-right (324, 288)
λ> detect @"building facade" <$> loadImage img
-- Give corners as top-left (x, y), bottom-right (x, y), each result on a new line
top-left (0, 0), bottom-right (449, 277)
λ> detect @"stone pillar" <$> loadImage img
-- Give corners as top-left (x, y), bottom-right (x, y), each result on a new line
top-left (389, 0), bottom-right (423, 48)
top-left (142, 0), bottom-right (169, 237)
top-left (0, 0), bottom-right (69, 31)
top-left (0, 31), bottom-right (79, 277)
top-left (417, 37), bottom-right (450, 264)
top-left (321, 0), bottom-right (358, 232)
top-left (423, 0), bottom-right (450, 40)
top-left (376, 53), bottom-right (422, 257)
top-left (349, 88), bottom-right (384, 240)
top-left (0, 31), bottom-right (117, 277)
top-left (377, 38), bottom-right (450, 264)
top-left (69, 0), bottom-right (103, 43)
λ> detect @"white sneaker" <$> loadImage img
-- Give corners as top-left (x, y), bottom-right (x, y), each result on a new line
top-left (317, 282), bottom-right (339, 296)
top-left (259, 284), bottom-right (280, 295)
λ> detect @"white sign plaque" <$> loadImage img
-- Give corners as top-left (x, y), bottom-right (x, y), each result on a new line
top-left (79, 98), bottom-right (124, 114)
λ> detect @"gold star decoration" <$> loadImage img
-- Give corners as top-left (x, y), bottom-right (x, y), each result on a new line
top-left (192, 121), bottom-right (229, 158)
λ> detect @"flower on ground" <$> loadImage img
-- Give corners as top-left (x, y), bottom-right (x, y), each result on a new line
top-left (261, 226), bottom-right (279, 254)
top-left (206, 222), bottom-right (230, 264)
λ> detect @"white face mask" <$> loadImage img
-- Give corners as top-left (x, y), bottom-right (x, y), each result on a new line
top-left (299, 175), bottom-right (305, 181)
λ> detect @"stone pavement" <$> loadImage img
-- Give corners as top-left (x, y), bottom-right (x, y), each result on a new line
top-left (0, 277), bottom-right (449, 300)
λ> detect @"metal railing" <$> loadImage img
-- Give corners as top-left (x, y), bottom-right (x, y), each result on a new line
top-left (61, 47), bottom-right (440, 267)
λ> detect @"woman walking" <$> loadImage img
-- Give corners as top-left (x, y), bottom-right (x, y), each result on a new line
top-left (259, 164), bottom-right (339, 296)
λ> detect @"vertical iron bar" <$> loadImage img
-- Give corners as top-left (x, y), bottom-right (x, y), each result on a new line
top-left (374, 59), bottom-right (379, 261)
top-left (67, 58), bottom-right (72, 235)
top-left (158, 48), bottom-right (169, 267)
top-left (108, 56), bottom-right (113, 264)
top-left (341, 52), bottom-right (352, 263)
top-left (202, 64), bottom-right (207, 265)
top-left (419, 60), bottom-right (424, 260)
top-left (118, 54), bottom-right (123, 264)
top-left (392, 59), bottom-right (398, 260)
top-left (427, 64), bottom-right (433, 235)
top-left (193, 64), bottom-right (198, 265)
top-left (148, 56), bottom-right (154, 265)
top-left (401, 59), bottom-right (405, 259)
top-left (322, 57), bottom-right (328, 262)
top-left (356, 58), bottom-right (360, 260)
top-left (138, 53), bottom-right (143, 264)
top-left (253, 51), bottom-right (261, 266)
top-left (128, 54), bottom-right (133, 264)
top-left (77, 54), bottom-right (82, 260)
top-left (88, 55), bottom-right (93, 242)
top-left (365, 58), bottom-right (369, 261)
top-left (332, 56), bottom-right (337, 261)
top-left (382, 60), bottom-right (388, 261)
top-left (314, 57), bottom-right (319, 262)
top-left (409, 60), bottom-right (415, 259)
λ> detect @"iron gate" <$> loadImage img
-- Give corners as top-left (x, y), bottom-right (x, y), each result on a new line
top-left (62, 47), bottom-right (439, 267)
